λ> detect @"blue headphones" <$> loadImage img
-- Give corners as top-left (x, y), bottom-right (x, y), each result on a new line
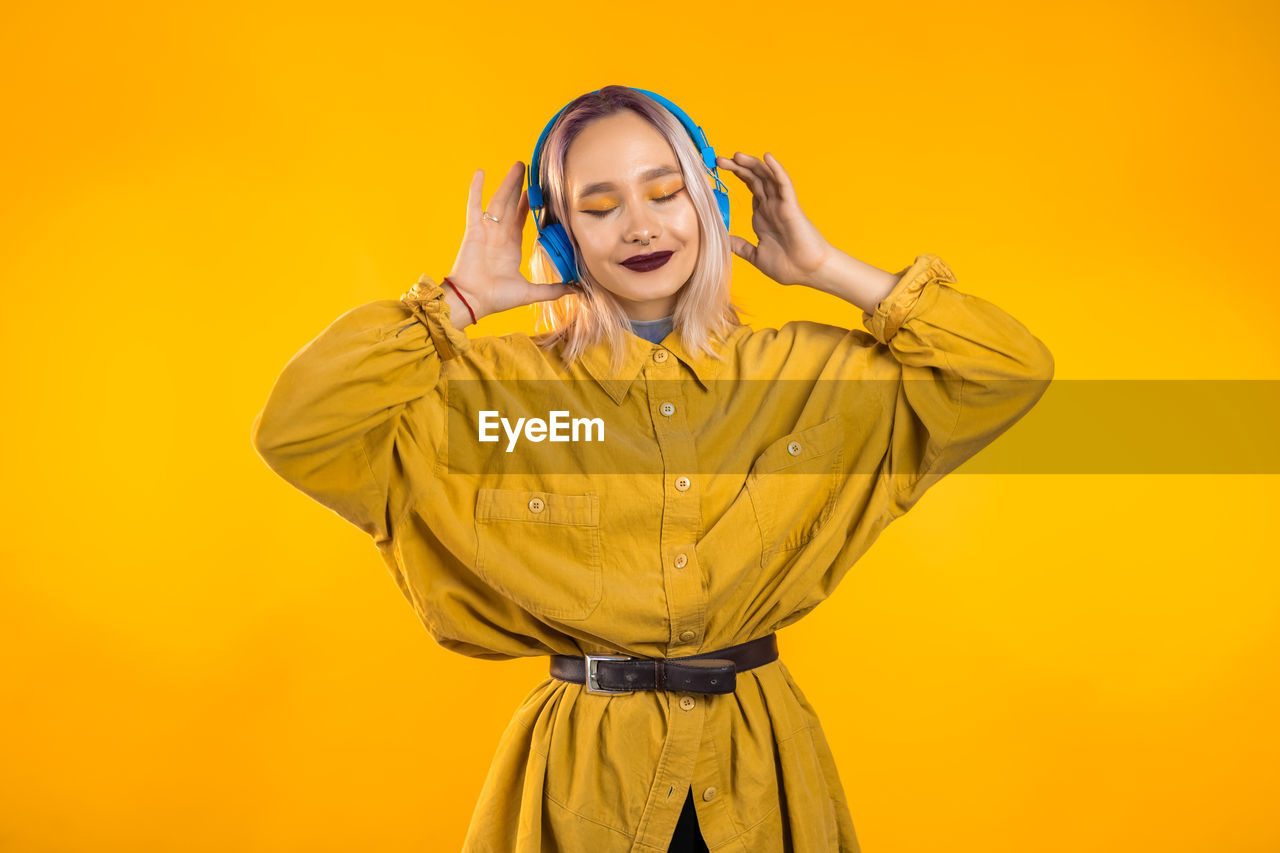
top-left (526, 87), bottom-right (730, 285)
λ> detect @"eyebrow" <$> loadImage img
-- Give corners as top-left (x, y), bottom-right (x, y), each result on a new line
top-left (576, 166), bottom-right (681, 199)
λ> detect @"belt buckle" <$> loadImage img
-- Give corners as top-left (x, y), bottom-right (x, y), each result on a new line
top-left (584, 654), bottom-right (636, 695)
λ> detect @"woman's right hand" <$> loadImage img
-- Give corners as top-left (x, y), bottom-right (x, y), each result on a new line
top-left (445, 161), bottom-right (578, 323)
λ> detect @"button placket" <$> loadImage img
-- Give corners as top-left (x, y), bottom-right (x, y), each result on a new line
top-left (633, 691), bottom-right (706, 850)
top-left (685, 729), bottom-right (729, 844)
top-left (643, 366), bottom-right (706, 657)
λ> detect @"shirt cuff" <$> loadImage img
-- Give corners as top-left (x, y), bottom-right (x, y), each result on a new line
top-left (861, 254), bottom-right (958, 344)
top-left (399, 273), bottom-right (472, 361)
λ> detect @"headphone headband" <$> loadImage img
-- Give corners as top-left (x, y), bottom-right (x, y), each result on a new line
top-left (526, 86), bottom-right (730, 284)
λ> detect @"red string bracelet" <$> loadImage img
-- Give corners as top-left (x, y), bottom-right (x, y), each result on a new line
top-left (442, 277), bottom-right (478, 326)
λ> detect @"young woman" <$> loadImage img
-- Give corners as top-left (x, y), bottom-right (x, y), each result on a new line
top-left (251, 85), bottom-right (1054, 852)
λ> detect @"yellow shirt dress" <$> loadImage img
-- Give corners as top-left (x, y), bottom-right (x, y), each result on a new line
top-left (250, 253), bottom-right (1054, 851)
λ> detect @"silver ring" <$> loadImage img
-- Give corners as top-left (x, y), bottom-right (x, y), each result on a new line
top-left (482, 211), bottom-right (501, 224)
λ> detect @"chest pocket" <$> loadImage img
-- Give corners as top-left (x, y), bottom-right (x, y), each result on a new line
top-left (474, 488), bottom-right (602, 622)
top-left (745, 416), bottom-right (844, 565)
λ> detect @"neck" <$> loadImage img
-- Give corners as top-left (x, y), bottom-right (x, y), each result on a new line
top-left (619, 293), bottom-right (678, 322)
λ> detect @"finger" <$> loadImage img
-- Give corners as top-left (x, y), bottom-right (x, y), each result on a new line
top-left (762, 152), bottom-right (795, 205)
top-left (732, 152), bottom-right (771, 200)
top-left (467, 168), bottom-right (485, 225)
top-left (524, 281), bottom-right (578, 305)
top-left (732, 152), bottom-right (777, 200)
top-left (728, 234), bottom-right (757, 265)
top-left (717, 153), bottom-right (768, 201)
top-left (487, 160), bottom-right (525, 222)
top-left (503, 160), bottom-right (527, 219)
top-left (514, 187), bottom-right (530, 227)
top-left (716, 155), bottom-right (745, 179)
top-left (510, 187), bottom-right (530, 241)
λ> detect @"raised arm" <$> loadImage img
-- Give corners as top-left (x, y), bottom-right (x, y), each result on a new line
top-left (851, 253), bottom-right (1054, 517)
top-left (250, 160), bottom-right (573, 542)
top-left (249, 278), bottom-right (470, 542)
top-left (718, 151), bottom-right (1053, 518)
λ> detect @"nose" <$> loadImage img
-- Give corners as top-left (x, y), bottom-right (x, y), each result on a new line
top-left (622, 200), bottom-right (662, 246)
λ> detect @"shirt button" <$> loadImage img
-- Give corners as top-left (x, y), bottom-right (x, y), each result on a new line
top-left (674, 553), bottom-right (688, 568)
top-left (702, 787), bottom-right (717, 801)
top-left (660, 401), bottom-right (675, 417)
top-left (679, 629), bottom-right (696, 642)
top-left (528, 497), bottom-right (545, 513)
top-left (675, 476), bottom-right (690, 491)
top-left (653, 349), bottom-right (669, 363)
top-left (787, 441), bottom-right (802, 456)
top-left (679, 696), bottom-right (696, 711)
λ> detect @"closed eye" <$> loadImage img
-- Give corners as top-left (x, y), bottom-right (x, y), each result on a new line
top-left (580, 186), bottom-right (686, 218)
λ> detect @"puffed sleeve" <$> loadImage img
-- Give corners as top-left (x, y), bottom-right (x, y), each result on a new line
top-left (249, 274), bottom-right (471, 542)
top-left (864, 254), bottom-right (1054, 518)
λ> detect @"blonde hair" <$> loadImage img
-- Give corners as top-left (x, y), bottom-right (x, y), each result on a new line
top-left (527, 86), bottom-right (744, 374)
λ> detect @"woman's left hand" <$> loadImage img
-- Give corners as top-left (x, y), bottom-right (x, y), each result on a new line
top-left (717, 151), bottom-right (834, 287)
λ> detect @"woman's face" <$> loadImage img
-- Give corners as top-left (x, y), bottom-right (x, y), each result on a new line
top-left (563, 110), bottom-right (700, 322)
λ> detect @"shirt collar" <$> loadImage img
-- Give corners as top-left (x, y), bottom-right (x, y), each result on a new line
top-left (576, 324), bottom-right (745, 405)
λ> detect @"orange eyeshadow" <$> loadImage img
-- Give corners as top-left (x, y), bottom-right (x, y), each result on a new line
top-left (580, 179), bottom-right (683, 210)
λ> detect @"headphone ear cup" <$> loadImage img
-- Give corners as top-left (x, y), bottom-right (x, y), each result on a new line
top-left (540, 223), bottom-right (579, 284)
top-left (715, 190), bottom-right (731, 232)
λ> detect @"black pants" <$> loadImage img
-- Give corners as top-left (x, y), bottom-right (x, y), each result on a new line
top-left (667, 786), bottom-right (709, 852)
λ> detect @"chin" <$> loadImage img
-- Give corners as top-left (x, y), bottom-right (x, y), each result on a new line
top-left (595, 259), bottom-right (695, 307)
top-left (626, 280), bottom-right (686, 304)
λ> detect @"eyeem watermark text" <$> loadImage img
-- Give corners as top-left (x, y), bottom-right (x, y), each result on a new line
top-left (477, 410), bottom-right (605, 453)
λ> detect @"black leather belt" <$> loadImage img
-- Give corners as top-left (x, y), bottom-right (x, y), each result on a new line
top-left (549, 633), bottom-right (779, 695)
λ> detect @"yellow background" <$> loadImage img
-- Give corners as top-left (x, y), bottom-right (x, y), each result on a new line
top-left (4, 0), bottom-right (1278, 850)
